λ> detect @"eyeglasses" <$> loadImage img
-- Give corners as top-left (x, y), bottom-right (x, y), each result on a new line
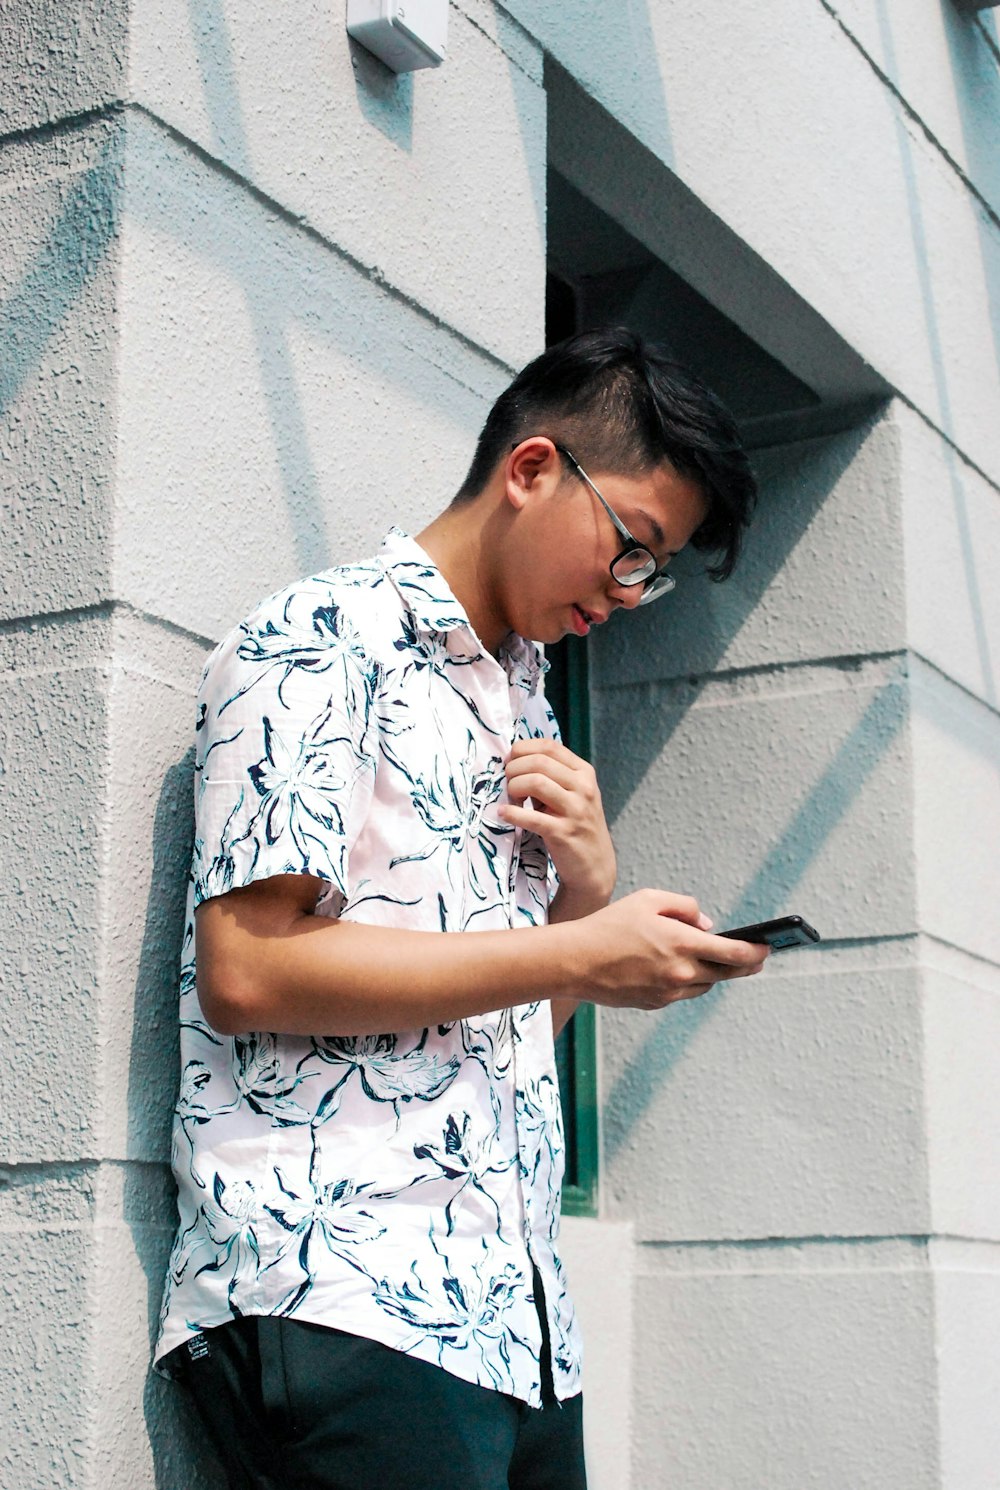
top-left (554, 444), bottom-right (676, 605)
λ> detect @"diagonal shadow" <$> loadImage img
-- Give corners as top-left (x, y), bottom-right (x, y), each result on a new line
top-left (152, 0), bottom-right (681, 595)
top-left (603, 671), bottom-right (910, 1158)
top-left (0, 133), bottom-right (117, 417)
top-left (593, 411), bottom-right (890, 820)
top-left (126, 750), bottom-right (230, 1490)
top-left (508, 0), bottom-right (677, 165)
top-left (179, 0), bottom-right (331, 575)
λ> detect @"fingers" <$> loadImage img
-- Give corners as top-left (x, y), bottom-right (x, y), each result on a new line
top-left (497, 801), bottom-right (553, 835)
top-left (659, 957), bottom-right (766, 1008)
top-left (505, 748), bottom-right (597, 810)
top-left (506, 753), bottom-right (580, 794)
top-left (646, 890), bottom-right (706, 927)
top-left (503, 771), bottom-right (575, 816)
top-left (700, 958), bottom-right (768, 980)
top-left (502, 746), bottom-right (602, 827)
top-left (508, 736), bottom-right (583, 768)
top-left (674, 982), bottom-right (715, 1001)
top-left (697, 932), bottom-right (771, 969)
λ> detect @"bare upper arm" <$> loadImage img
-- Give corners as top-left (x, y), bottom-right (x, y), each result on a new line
top-left (194, 873), bottom-right (326, 1031)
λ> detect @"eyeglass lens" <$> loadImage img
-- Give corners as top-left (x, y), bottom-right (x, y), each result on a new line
top-left (638, 573), bottom-right (675, 605)
top-left (610, 548), bottom-right (657, 584)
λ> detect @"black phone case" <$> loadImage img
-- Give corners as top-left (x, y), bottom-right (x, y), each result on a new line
top-left (720, 915), bottom-right (821, 950)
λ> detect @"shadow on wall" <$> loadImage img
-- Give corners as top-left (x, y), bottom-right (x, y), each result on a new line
top-left (601, 674), bottom-right (908, 1160)
top-left (576, 7), bottom-right (1000, 1173)
top-left (123, 753), bottom-right (229, 1490)
top-left (165, 0), bottom-right (544, 587)
top-left (592, 409), bottom-right (908, 1157)
top-left (939, 0), bottom-right (1000, 215)
top-left (939, 0), bottom-right (1000, 706)
top-left (0, 134), bottom-right (116, 419)
top-left (348, 33), bottom-right (414, 150)
top-left (508, 0), bottom-right (677, 166)
top-left (183, 0), bottom-right (330, 577)
top-left (594, 410), bottom-right (892, 812)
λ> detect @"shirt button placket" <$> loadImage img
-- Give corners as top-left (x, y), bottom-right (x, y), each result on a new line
top-left (506, 714), bottom-right (537, 1270)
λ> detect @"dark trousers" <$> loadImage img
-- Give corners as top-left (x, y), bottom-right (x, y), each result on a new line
top-left (168, 1316), bottom-right (587, 1490)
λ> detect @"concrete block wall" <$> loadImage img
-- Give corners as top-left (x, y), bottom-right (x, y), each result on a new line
top-left (3, 2), bottom-right (999, 1488)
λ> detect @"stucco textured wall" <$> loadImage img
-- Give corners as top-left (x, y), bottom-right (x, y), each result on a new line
top-left (2, 3), bottom-right (998, 1488)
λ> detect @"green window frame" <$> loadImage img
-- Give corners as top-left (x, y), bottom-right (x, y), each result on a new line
top-left (546, 635), bottom-right (599, 1217)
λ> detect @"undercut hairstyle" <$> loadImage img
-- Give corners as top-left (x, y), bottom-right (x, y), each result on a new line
top-left (454, 327), bottom-right (758, 580)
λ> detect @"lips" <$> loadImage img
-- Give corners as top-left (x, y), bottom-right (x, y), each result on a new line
top-left (572, 604), bottom-right (606, 636)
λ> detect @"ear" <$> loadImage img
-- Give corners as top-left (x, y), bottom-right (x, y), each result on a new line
top-left (505, 438), bottom-right (560, 512)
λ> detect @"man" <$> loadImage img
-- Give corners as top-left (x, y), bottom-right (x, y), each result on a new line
top-left (154, 328), bottom-right (768, 1489)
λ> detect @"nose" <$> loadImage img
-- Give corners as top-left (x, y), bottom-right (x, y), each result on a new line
top-left (609, 579), bottom-right (645, 611)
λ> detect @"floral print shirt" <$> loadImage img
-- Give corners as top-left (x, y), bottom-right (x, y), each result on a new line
top-left (154, 528), bottom-right (582, 1406)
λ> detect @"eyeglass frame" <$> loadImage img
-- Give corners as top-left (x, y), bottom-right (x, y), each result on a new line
top-left (552, 443), bottom-right (676, 605)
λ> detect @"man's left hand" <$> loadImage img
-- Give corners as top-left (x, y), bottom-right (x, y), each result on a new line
top-left (499, 737), bottom-right (616, 916)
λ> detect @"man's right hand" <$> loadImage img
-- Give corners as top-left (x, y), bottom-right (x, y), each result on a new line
top-left (572, 890), bottom-right (769, 1010)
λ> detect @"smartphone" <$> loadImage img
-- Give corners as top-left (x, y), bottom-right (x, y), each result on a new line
top-left (719, 915), bottom-right (821, 950)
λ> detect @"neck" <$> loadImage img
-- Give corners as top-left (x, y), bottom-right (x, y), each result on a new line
top-left (415, 495), bottom-right (511, 656)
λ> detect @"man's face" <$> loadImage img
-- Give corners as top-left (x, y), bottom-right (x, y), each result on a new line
top-left (500, 444), bottom-right (709, 645)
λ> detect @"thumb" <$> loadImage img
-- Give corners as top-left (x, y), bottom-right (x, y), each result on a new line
top-left (644, 891), bottom-right (711, 928)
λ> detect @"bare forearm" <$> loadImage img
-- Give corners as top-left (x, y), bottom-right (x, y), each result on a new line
top-left (547, 882), bottom-right (609, 1036)
top-left (197, 905), bottom-right (586, 1037)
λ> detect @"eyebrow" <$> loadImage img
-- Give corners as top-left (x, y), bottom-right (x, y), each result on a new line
top-left (637, 508), bottom-right (670, 555)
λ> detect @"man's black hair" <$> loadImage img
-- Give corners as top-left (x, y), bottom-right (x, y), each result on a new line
top-left (454, 327), bottom-right (757, 580)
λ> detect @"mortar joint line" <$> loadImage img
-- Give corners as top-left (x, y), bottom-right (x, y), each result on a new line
top-left (817, 0), bottom-right (1000, 239)
top-left (0, 98), bottom-right (520, 386)
top-left (448, 0), bottom-right (542, 84)
top-left (0, 100), bottom-right (126, 154)
top-left (594, 648), bottom-right (908, 696)
top-left (637, 1232), bottom-right (999, 1250)
top-left (918, 928), bottom-right (1000, 976)
top-left (598, 645), bottom-right (1000, 715)
top-left (129, 102), bottom-right (518, 381)
top-left (0, 599), bottom-right (215, 649)
top-left (0, 598), bottom-right (113, 637)
top-left (908, 646), bottom-right (1000, 722)
top-left (0, 1156), bottom-right (171, 1181)
top-left (891, 392), bottom-right (1000, 501)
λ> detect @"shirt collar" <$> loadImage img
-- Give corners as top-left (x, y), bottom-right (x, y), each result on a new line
top-left (377, 527), bottom-right (548, 696)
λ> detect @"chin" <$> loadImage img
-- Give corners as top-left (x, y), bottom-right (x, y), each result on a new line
top-left (513, 605), bottom-right (569, 646)
top-left (534, 622), bottom-right (567, 646)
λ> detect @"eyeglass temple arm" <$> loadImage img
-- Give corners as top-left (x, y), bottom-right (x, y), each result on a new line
top-left (555, 445), bottom-right (636, 549)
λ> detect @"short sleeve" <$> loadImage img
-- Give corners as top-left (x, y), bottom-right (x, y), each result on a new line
top-left (190, 592), bottom-right (378, 912)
